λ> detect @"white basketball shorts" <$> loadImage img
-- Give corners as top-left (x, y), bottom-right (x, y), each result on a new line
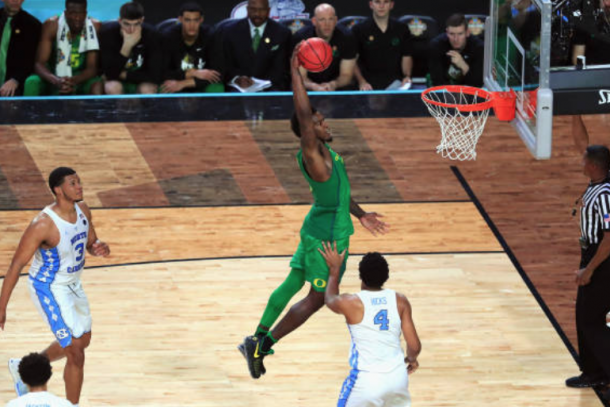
top-left (338, 364), bottom-right (411, 407)
top-left (28, 278), bottom-right (92, 348)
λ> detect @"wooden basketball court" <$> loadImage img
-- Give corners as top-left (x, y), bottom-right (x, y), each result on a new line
top-left (0, 115), bottom-right (607, 406)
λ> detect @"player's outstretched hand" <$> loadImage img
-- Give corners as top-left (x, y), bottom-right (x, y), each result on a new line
top-left (405, 356), bottom-right (419, 374)
top-left (318, 241), bottom-right (346, 276)
top-left (360, 212), bottom-right (389, 236)
top-left (89, 240), bottom-right (110, 257)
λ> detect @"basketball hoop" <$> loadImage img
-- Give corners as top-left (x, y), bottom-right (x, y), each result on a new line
top-left (421, 85), bottom-right (516, 161)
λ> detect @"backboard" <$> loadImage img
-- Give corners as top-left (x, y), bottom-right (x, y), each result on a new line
top-left (484, 0), bottom-right (554, 159)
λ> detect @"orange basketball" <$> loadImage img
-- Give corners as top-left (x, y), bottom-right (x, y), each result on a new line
top-left (298, 38), bottom-right (333, 73)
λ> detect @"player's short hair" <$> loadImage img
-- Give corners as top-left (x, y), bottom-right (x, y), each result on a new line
top-left (586, 145), bottom-right (610, 172)
top-left (66, 0), bottom-right (87, 8)
top-left (18, 353), bottom-right (52, 388)
top-left (446, 13), bottom-right (467, 30)
top-left (290, 107), bottom-right (319, 138)
top-left (48, 167), bottom-right (76, 195)
top-left (120, 1), bottom-right (144, 20)
top-left (359, 252), bottom-right (389, 288)
top-left (179, 2), bottom-right (204, 16)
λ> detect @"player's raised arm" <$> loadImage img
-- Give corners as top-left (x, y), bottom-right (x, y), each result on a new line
top-left (318, 241), bottom-right (362, 320)
top-left (0, 215), bottom-right (52, 330)
top-left (291, 44), bottom-right (329, 182)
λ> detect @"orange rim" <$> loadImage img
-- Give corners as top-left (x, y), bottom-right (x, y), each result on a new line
top-left (421, 85), bottom-right (495, 112)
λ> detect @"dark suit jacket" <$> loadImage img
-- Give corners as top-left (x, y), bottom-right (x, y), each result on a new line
top-left (222, 18), bottom-right (291, 91)
top-left (0, 8), bottom-right (42, 94)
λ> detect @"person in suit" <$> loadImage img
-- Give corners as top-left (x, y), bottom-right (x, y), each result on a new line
top-left (222, 0), bottom-right (291, 91)
top-left (0, 0), bottom-right (41, 96)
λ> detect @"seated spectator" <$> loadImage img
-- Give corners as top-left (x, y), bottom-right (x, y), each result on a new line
top-left (26, 0), bottom-right (101, 96)
top-left (222, 0), bottom-right (291, 92)
top-left (428, 13), bottom-right (484, 87)
top-left (0, 0), bottom-right (41, 97)
top-left (292, 3), bottom-right (357, 91)
top-left (572, 0), bottom-right (610, 66)
top-left (100, 1), bottom-right (161, 94)
top-left (6, 353), bottom-right (72, 407)
top-left (352, 0), bottom-right (413, 90)
top-left (160, 2), bottom-right (222, 93)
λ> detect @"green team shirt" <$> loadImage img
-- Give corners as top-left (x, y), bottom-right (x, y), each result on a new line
top-left (297, 144), bottom-right (354, 241)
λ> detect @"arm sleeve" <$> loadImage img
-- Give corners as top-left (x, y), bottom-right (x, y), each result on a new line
top-left (222, 30), bottom-right (238, 82)
top-left (597, 194), bottom-right (610, 231)
top-left (401, 28), bottom-right (414, 57)
top-left (161, 33), bottom-right (185, 81)
top-left (572, 27), bottom-right (588, 46)
top-left (100, 27), bottom-right (129, 80)
top-left (464, 40), bottom-right (484, 87)
top-left (342, 30), bottom-right (358, 60)
top-left (125, 29), bottom-right (163, 84)
top-left (267, 28), bottom-right (290, 90)
top-left (13, 18), bottom-right (42, 84)
top-left (427, 38), bottom-right (446, 86)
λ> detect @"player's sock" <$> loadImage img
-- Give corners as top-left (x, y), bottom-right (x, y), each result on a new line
top-left (261, 332), bottom-right (278, 354)
top-left (254, 326), bottom-right (269, 337)
top-left (258, 268), bottom-right (305, 329)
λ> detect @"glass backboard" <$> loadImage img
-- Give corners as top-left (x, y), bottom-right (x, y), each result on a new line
top-left (484, 0), bottom-right (553, 159)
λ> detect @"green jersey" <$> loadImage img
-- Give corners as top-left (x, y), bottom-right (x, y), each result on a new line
top-left (53, 35), bottom-right (86, 75)
top-left (297, 144), bottom-right (354, 241)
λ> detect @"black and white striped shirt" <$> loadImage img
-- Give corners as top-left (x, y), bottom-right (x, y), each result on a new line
top-left (580, 180), bottom-right (610, 245)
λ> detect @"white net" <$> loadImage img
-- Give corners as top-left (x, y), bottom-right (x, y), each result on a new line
top-left (422, 88), bottom-right (492, 161)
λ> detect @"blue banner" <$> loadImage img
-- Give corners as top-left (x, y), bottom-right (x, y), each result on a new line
top-left (0, 0), bottom-right (123, 22)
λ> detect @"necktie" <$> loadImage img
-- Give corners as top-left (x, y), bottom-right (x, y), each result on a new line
top-left (252, 27), bottom-right (261, 52)
top-left (0, 17), bottom-right (13, 85)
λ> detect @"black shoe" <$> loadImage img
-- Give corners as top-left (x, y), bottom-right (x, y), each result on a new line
top-left (237, 341), bottom-right (266, 376)
top-left (566, 374), bottom-right (608, 388)
top-left (238, 335), bottom-right (273, 379)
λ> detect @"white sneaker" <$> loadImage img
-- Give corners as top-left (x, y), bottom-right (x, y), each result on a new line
top-left (8, 358), bottom-right (28, 397)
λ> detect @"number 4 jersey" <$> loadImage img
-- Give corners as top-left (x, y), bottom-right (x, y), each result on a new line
top-left (348, 289), bottom-right (405, 373)
top-left (29, 204), bottom-right (89, 286)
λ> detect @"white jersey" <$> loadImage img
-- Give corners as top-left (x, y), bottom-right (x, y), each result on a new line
top-left (29, 204), bottom-right (89, 286)
top-left (6, 391), bottom-right (73, 407)
top-left (347, 289), bottom-right (405, 373)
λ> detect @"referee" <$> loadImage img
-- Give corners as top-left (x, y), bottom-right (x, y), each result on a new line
top-left (566, 115), bottom-right (610, 401)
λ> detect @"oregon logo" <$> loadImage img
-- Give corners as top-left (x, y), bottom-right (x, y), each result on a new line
top-left (313, 278), bottom-right (327, 288)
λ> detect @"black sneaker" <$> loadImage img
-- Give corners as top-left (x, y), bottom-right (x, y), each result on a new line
top-left (237, 341), bottom-right (266, 376)
top-left (238, 335), bottom-right (273, 379)
top-left (566, 374), bottom-right (608, 388)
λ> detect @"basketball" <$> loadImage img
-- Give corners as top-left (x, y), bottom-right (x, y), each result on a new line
top-left (297, 38), bottom-right (333, 73)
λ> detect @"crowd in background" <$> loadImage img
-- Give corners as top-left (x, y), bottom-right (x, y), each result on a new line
top-left (0, 0), bottom-right (487, 97)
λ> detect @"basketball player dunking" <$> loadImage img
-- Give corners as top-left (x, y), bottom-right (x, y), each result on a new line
top-left (0, 167), bottom-right (110, 406)
top-left (238, 43), bottom-right (389, 379)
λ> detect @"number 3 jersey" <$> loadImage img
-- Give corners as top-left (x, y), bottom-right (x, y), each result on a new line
top-left (29, 204), bottom-right (89, 286)
top-left (348, 289), bottom-right (405, 373)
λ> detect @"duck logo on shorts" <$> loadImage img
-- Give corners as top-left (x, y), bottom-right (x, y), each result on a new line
top-left (55, 329), bottom-right (69, 340)
top-left (313, 278), bottom-right (327, 288)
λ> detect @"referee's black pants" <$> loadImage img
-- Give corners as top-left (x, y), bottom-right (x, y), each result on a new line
top-left (577, 247), bottom-right (610, 379)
